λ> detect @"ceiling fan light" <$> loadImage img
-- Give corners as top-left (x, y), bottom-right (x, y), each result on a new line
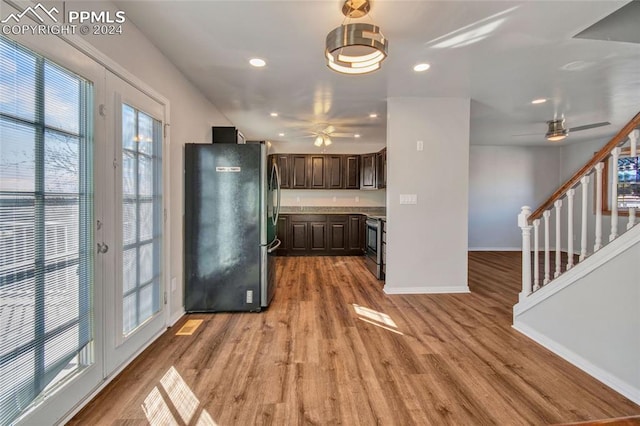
top-left (324, 136), bottom-right (332, 146)
top-left (546, 133), bottom-right (567, 142)
top-left (314, 136), bottom-right (324, 146)
top-left (545, 119), bottom-right (568, 141)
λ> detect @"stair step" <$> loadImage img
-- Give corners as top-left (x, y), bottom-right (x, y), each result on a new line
top-left (554, 415), bottom-right (640, 425)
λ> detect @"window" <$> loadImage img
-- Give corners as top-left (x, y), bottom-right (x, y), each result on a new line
top-left (0, 36), bottom-right (93, 425)
top-left (616, 155), bottom-right (640, 208)
top-left (602, 147), bottom-right (638, 215)
top-left (121, 105), bottom-right (162, 335)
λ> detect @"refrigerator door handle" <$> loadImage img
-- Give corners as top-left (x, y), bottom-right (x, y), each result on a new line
top-left (267, 238), bottom-right (281, 253)
top-left (271, 162), bottom-right (282, 226)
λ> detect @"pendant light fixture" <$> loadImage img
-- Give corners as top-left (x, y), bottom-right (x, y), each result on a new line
top-left (325, 0), bottom-right (388, 75)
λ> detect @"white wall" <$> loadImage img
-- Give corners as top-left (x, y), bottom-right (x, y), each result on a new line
top-left (469, 145), bottom-right (561, 250)
top-left (82, 1), bottom-right (231, 320)
top-left (385, 98), bottom-right (470, 294)
top-left (514, 225), bottom-right (640, 404)
top-left (467, 136), bottom-right (619, 252)
top-left (280, 190), bottom-right (385, 208)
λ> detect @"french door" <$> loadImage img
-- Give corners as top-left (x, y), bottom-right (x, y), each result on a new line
top-left (0, 32), bottom-right (105, 426)
top-left (102, 72), bottom-right (166, 375)
top-left (0, 17), bottom-right (168, 424)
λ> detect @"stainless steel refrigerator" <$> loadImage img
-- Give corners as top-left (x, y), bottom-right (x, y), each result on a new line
top-left (184, 142), bottom-right (281, 312)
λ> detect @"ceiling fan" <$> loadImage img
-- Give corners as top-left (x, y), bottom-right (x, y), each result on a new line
top-left (304, 125), bottom-right (358, 146)
top-left (514, 118), bottom-right (611, 141)
top-left (276, 112), bottom-right (377, 145)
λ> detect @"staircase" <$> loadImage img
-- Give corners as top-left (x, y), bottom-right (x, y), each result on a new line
top-left (513, 112), bottom-right (640, 405)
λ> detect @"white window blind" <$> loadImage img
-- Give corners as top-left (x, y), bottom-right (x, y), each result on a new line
top-left (0, 36), bottom-right (93, 425)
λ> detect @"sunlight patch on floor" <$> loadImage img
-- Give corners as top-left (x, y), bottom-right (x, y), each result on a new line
top-left (353, 304), bottom-right (404, 335)
top-left (142, 366), bottom-right (218, 426)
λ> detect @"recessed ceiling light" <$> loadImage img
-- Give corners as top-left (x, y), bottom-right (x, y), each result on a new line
top-left (413, 63), bottom-right (431, 72)
top-left (354, 134), bottom-right (361, 138)
top-left (249, 58), bottom-right (266, 67)
top-left (278, 133), bottom-right (285, 137)
top-left (531, 98), bottom-right (547, 104)
top-left (369, 113), bottom-right (378, 118)
top-left (270, 112), bottom-right (278, 117)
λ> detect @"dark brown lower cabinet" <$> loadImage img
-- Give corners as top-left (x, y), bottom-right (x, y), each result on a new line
top-left (290, 220), bottom-right (308, 253)
top-left (348, 215), bottom-right (362, 251)
top-left (328, 215), bottom-right (349, 252)
top-left (276, 215), bottom-right (289, 251)
top-left (309, 222), bottom-right (327, 251)
top-left (275, 214), bottom-right (365, 256)
top-left (359, 215), bottom-right (367, 252)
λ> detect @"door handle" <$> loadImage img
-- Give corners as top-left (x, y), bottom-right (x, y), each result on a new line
top-left (97, 242), bottom-right (109, 254)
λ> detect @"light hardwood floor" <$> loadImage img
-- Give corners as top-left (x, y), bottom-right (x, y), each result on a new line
top-left (69, 252), bottom-right (639, 425)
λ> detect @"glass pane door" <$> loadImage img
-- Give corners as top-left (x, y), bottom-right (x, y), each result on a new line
top-left (103, 71), bottom-right (166, 375)
top-left (0, 36), bottom-right (94, 426)
top-left (121, 104), bottom-right (162, 335)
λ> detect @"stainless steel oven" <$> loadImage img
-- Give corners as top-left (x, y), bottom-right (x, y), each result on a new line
top-left (365, 217), bottom-right (384, 279)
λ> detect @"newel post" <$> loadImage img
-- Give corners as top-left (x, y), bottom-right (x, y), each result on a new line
top-left (518, 206), bottom-right (533, 301)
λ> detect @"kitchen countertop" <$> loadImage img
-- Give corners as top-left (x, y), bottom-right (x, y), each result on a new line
top-left (279, 206), bottom-right (386, 216)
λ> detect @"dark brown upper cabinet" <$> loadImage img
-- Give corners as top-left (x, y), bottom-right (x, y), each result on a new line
top-left (272, 150), bottom-right (384, 190)
top-left (326, 155), bottom-right (344, 189)
top-left (290, 154), bottom-right (309, 189)
top-left (308, 155), bottom-right (327, 189)
top-left (376, 148), bottom-right (387, 189)
top-left (360, 153), bottom-right (377, 189)
top-left (344, 155), bottom-right (360, 189)
top-left (272, 154), bottom-right (290, 189)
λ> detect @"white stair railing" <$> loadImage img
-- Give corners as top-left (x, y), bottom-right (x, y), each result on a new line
top-left (518, 123), bottom-right (640, 300)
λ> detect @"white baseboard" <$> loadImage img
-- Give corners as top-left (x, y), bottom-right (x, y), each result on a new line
top-left (384, 285), bottom-right (470, 295)
top-left (169, 309), bottom-right (185, 327)
top-left (468, 247), bottom-right (521, 251)
top-left (513, 322), bottom-right (640, 405)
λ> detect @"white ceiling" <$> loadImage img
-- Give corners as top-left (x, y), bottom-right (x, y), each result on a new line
top-left (114, 0), bottom-right (640, 147)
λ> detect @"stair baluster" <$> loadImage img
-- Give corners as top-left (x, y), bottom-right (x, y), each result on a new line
top-left (566, 189), bottom-right (575, 270)
top-left (543, 210), bottom-right (551, 285)
top-left (533, 219), bottom-right (540, 291)
top-left (554, 199), bottom-right (562, 278)
top-left (610, 147), bottom-right (621, 242)
top-left (594, 163), bottom-right (604, 252)
top-left (580, 175), bottom-right (590, 262)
